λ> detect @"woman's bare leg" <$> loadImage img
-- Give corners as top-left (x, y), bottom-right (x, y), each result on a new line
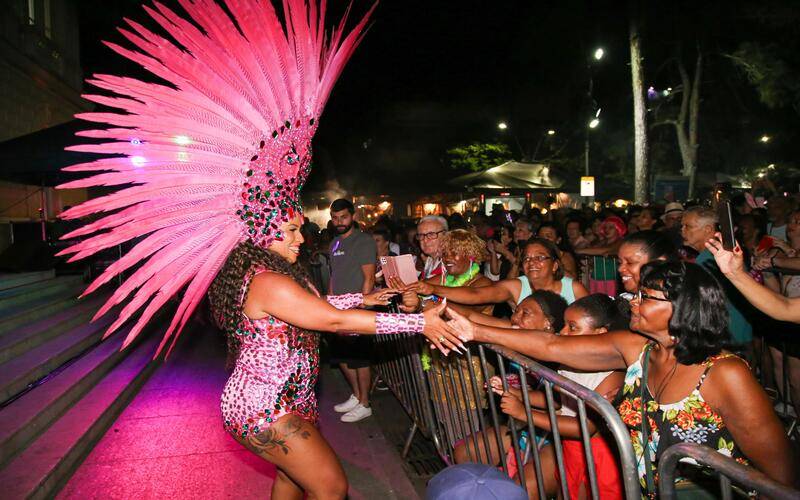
top-left (520, 444), bottom-right (558, 500)
top-left (272, 469), bottom-right (303, 500)
top-left (453, 425), bottom-right (510, 465)
top-left (233, 413), bottom-right (348, 500)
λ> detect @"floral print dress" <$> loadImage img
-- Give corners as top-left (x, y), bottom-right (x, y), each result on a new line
top-left (615, 343), bottom-right (748, 497)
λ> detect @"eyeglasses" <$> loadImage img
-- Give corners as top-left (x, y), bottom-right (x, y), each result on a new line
top-left (632, 289), bottom-right (671, 303)
top-left (522, 255), bottom-right (552, 264)
top-left (416, 230), bottom-right (445, 241)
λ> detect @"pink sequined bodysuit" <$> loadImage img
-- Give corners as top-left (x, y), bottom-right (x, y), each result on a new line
top-left (221, 268), bottom-right (363, 438)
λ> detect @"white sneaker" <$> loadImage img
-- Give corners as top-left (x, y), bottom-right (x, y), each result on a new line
top-left (334, 394), bottom-right (360, 413)
top-left (340, 403), bottom-right (372, 422)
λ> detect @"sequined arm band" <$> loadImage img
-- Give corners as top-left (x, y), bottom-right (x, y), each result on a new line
top-left (375, 313), bottom-right (425, 334)
top-left (326, 293), bottom-right (364, 310)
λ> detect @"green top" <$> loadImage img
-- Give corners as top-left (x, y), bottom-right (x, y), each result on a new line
top-left (696, 249), bottom-right (753, 344)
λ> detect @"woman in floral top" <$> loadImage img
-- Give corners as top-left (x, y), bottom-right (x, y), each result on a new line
top-left (450, 260), bottom-right (797, 496)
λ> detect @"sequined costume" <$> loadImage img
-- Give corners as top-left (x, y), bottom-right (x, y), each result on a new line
top-left (220, 269), bottom-right (388, 436)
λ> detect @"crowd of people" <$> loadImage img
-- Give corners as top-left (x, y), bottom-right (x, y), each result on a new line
top-left (299, 193), bottom-right (800, 497)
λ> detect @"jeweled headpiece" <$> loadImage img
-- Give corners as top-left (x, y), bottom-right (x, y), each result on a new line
top-left (57, 0), bottom-right (374, 355)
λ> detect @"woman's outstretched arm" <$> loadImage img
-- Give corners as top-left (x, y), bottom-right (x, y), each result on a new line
top-left (404, 277), bottom-right (519, 305)
top-left (246, 272), bottom-right (465, 354)
top-left (448, 307), bottom-right (643, 371)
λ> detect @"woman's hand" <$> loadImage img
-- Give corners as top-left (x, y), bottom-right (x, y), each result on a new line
top-left (752, 251), bottom-right (776, 271)
top-left (422, 300), bottom-right (465, 355)
top-left (405, 280), bottom-right (434, 296)
top-left (488, 376), bottom-right (522, 398)
top-left (771, 238), bottom-right (795, 257)
top-left (705, 233), bottom-right (746, 276)
top-left (363, 289), bottom-right (397, 307)
top-left (398, 289), bottom-right (421, 313)
top-left (444, 306), bottom-right (476, 342)
top-left (499, 391), bottom-right (527, 421)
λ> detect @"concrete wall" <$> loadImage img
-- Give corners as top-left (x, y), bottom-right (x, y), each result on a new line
top-left (0, 0), bottom-right (89, 142)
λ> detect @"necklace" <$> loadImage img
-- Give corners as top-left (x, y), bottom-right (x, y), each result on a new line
top-left (444, 262), bottom-right (481, 287)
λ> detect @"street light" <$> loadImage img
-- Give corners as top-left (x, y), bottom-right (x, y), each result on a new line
top-left (497, 122), bottom-right (508, 130)
top-left (547, 129), bottom-right (556, 136)
top-left (594, 47), bottom-right (605, 61)
top-left (759, 134), bottom-right (770, 143)
top-left (588, 118), bottom-right (600, 129)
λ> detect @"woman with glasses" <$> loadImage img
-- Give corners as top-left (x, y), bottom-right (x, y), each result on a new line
top-left (448, 261), bottom-right (797, 496)
top-left (404, 239), bottom-right (588, 314)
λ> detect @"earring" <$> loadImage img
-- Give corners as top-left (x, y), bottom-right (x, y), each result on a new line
top-left (669, 335), bottom-right (678, 344)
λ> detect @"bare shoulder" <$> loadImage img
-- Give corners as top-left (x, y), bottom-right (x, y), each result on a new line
top-left (571, 279), bottom-right (588, 296)
top-left (703, 354), bottom-right (753, 390)
top-left (249, 271), bottom-right (303, 300)
top-left (473, 276), bottom-right (494, 288)
top-left (605, 330), bottom-right (648, 365)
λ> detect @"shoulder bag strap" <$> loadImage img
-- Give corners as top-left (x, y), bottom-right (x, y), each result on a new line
top-left (641, 342), bottom-right (657, 496)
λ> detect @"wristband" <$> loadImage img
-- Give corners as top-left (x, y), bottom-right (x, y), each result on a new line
top-left (326, 293), bottom-right (363, 310)
top-left (375, 312), bottom-right (425, 334)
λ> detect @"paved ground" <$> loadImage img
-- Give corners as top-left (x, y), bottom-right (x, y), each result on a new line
top-left (58, 325), bottom-right (421, 499)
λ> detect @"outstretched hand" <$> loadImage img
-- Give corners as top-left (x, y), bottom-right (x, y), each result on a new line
top-left (444, 306), bottom-right (476, 342)
top-left (385, 276), bottom-right (422, 312)
top-left (422, 300), bottom-right (465, 356)
top-left (363, 289), bottom-right (398, 307)
top-left (705, 232), bottom-right (745, 276)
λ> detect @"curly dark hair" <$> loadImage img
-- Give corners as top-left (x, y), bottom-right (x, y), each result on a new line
top-left (639, 260), bottom-right (731, 365)
top-left (208, 240), bottom-right (313, 368)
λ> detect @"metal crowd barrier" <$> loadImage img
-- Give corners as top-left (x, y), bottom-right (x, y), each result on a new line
top-left (658, 442), bottom-right (800, 499)
top-left (372, 333), bottom-right (443, 457)
top-left (373, 334), bottom-right (641, 499)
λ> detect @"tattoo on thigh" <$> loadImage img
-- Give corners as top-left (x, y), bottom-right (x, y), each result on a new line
top-left (247, 414), bottom-right (311, 455)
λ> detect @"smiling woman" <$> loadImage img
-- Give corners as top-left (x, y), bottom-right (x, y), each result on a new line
top-left (449, 261), bottom-right (799, 496)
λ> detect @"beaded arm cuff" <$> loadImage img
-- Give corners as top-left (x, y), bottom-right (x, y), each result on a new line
top-left (326, 293), bottom-right (364, 310)
top-left (375, 313), bottom-right (425, 334)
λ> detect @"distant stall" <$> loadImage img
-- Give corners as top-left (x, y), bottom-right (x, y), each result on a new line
top-left (448, 161), bottom-right (565, 215)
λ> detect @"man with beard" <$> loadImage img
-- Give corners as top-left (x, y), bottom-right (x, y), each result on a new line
top-left (327, 198), bottom-right (378, 422)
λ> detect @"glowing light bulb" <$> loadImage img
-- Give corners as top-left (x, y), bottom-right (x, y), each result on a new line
top-left (594, 48), bottom-right (604, 60)
top-left (497, 122), bottom-right (508, 130)
top-left (589, 118), bottom-right (600, 129)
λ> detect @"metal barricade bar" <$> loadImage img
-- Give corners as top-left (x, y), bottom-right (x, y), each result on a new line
top-left (658, 442), bottom-right (800, 499)
top-left (374, 333), bottom-right (641, 498)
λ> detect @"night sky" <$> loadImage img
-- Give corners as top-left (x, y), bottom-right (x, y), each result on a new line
top-left (75, 1), bottom-right (799, 197)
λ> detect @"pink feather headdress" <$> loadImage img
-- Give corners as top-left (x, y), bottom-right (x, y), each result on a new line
top-left (57, 0), bottom-right (375, 356)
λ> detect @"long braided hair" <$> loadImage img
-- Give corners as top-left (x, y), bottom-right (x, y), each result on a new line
top-left (208, 240), bottom-right (313, 368)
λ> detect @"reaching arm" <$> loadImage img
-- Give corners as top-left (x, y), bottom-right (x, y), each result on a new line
top-left (406, 278), bottom-right (518, 305)
top-left (447, 302), bottom-right (512, 328)
top-left (245, 272), bottom-right (464, 353)
top-left (706, 238), bottom-right (800, 323)
top-left (705, 357), bottom-right (799, 489)
top-left (449, 307), bottom-right (641, 371)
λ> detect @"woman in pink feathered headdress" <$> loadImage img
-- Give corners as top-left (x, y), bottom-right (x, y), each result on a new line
top-left (58, 1), bottom-right (468, 498)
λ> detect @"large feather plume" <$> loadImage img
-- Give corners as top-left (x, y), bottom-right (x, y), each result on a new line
top-left (57, 0), bottom-right (375, 356)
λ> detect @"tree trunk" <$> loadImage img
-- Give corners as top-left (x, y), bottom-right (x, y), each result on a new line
top-left (687, 51), bottom-right (702, 198)
top-left (629, 1), bottom-right (649, 203)
top-left (675, 49), bottom-right (698, 199)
